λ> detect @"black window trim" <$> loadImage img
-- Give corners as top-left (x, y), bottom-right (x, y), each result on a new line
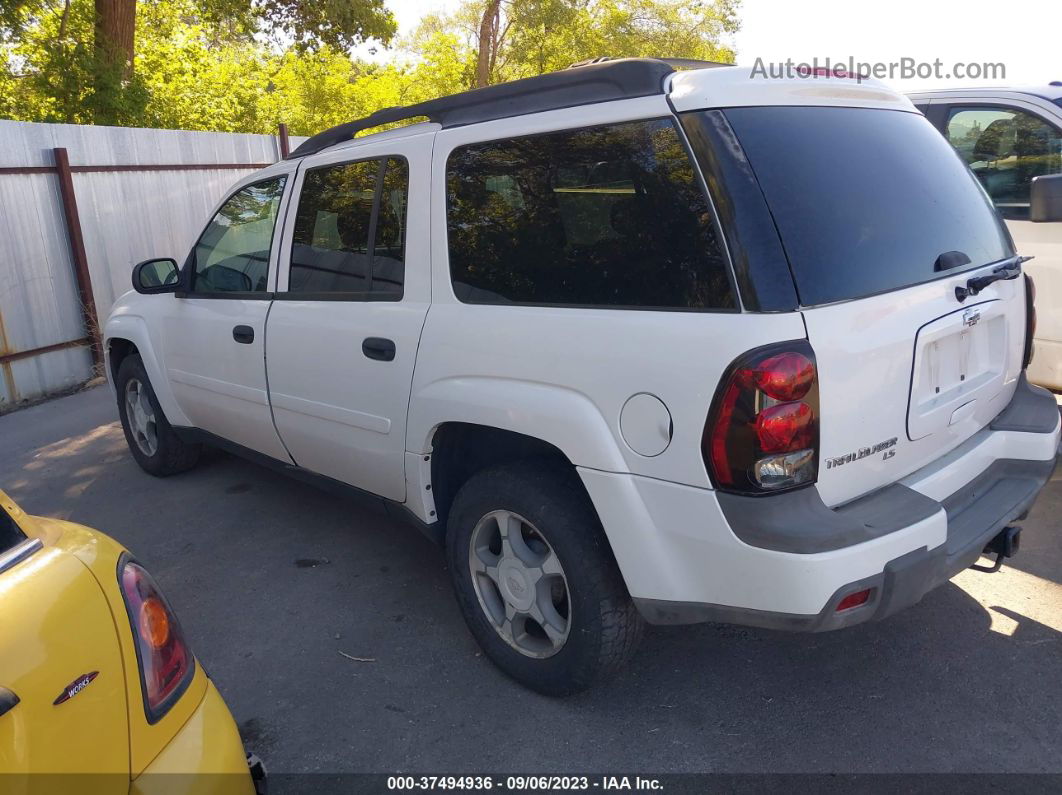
top-left (276, 153), bottom-right (410, 303)
top-left (443, 114), bottom-right (741, 314)
top-left (939, 101), bottom-right (1062, 219)
top-left (176, 174), bottom-right (290, 300)
top-left (678, 108), bottom-right (798, 313)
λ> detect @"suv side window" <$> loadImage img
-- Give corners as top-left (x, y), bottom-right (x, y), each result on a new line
top-left (191, 177), bottom-right (286, 294)
top-left (446, 118), bottom-right (735, 310)
top-left (287, 157), bottom-right (408, 298)
top-left (945, 106), bottom-right (1062, 219)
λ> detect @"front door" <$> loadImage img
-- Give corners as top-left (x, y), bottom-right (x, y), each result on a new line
top-left (265, 133), bottom-right (433, 501)
top-left (162, 175), bottom-right (292, 461)
top-left (938, 101), bottom-right (1062, 389)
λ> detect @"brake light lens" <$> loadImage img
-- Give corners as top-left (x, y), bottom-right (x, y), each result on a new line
top-left (756, 401), bottom-right (814, 452)
top-left (739, 352), bottom-right (815, 402)
top-left (119, 559), bottom-right (194, 722)
top-left (704, 341), bottom-right (819, 494)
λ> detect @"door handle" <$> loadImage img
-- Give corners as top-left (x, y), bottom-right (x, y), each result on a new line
top-left (233, 325), bottom-right (255, 344)
top-left (362, 337), bottom-right (396, 362)
top-left (0, 687), bottom-right (19, 718)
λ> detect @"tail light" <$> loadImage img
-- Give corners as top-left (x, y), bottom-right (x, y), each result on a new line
top-left (703, 340), bottom-right (819, 494)
top-left (1023, 273), bottom-right (1036, 369)
top-left (118, 557), bottom-right (195, 722)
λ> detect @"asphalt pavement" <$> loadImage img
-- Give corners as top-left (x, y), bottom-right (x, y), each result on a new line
top-left (2, 385), bottom-right (1061, 775)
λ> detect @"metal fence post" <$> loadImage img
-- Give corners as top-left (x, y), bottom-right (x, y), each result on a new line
top-left (278, 123), bottom-right (290, 158)
top-left (52, 147), bottom-right (102, 368)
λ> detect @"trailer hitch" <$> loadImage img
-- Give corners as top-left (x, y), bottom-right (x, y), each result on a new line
top-left (969, 526), bottom-right (1021, 573)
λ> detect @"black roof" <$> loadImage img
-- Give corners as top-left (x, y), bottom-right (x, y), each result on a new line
top-left (288, 57), bottom-right (729, 159)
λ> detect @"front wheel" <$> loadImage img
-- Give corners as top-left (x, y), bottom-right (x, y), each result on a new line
top-left (446, 461), bottom-right (644, 696)
top-left (116, 354), bottom-right (201, 476)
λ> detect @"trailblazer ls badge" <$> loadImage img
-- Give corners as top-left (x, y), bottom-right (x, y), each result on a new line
top-left (53, 671), bottom-right (99, 705)
top-left (826, 437), bottom-right (897, 469)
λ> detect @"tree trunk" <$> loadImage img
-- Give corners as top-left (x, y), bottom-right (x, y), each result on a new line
top-left (94, 0), bottom-right (136, 79)
top-left (475, 0), bottom-right (502, 88)
top-left (92, 0), bottom-right (136, 123)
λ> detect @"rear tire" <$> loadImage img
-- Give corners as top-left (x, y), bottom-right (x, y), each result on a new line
top-left (116, 354), bottom-right (201, 476)
top-left (446, 461), bottom-right (644, 696)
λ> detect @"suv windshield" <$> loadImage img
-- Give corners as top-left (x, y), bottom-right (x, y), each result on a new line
top-left (717, 106), bottom-right (1013, 306)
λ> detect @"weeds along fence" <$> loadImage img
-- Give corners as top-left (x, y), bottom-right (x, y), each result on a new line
top-left (0, 120), bottom-right (305, 410)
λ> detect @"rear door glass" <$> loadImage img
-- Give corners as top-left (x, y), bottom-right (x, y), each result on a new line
top-left (288, 157), bottom-right (409, 298)
top-left (718, 106), bottom-right (1013, 306)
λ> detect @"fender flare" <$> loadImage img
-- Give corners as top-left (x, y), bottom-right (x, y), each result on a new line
top-left (406, 376), bottom-right (628, 474)
top-left (104, 314), bottom-right (192, 428)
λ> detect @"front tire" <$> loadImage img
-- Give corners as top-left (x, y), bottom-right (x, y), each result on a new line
top-left (116, 354), bottom-right (201, 476)
top-left (446, 461), bottom-right (644, 696)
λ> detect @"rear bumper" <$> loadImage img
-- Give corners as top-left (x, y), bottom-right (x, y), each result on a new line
top-left (131, 679), bottom-right (256, 795)
top-left (633, 455), bottom-right (1055, 631)
top-left (580, 375), bottom-right (1060, 629)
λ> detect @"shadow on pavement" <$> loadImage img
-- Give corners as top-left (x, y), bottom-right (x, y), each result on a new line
top-left (2, 389), bottom-right (1061, 774)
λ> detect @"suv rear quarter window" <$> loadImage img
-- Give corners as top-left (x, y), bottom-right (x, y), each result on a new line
top-left (445, 118), bottom-right (735, 310)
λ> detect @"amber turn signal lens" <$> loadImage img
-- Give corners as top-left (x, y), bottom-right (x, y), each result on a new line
top-left (139, 596), bottom-right (171, 649)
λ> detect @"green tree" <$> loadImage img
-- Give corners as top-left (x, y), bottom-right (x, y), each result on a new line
top-left (417, 0), bottom-right (741, 89)
top-left (0, 0), bottom-right (742, 135)
top-left (0, 0), bottom-right (397, 124)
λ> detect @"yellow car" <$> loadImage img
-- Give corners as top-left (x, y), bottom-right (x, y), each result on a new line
top-left (0, 489), bottom-right (264, 794)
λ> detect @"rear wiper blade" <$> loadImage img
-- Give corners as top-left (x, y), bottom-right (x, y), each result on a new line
top-left (955, 256), bottom-right (1032, 302)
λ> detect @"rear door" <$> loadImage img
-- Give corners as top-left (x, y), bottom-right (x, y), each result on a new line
top-left (0, 497), bottom-right (128, 789)
top-left (265, 132), bottom-right (433, 501)
top-left (720, 105), bottom-right (1024, 507)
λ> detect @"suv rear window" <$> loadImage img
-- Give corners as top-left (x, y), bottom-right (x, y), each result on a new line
top-left (718, 106), bottom-right (1013, 306)
top-left (446, 118), bottom-right (735, 310)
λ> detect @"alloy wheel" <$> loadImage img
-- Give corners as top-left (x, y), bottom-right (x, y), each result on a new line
top-left (468, 510), bottom-right (572, 658)
top-left (124, 378), bottom-right (159, 457)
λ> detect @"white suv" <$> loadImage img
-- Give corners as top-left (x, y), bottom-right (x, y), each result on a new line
top-left (105, 59), bottom-right (1060, 695)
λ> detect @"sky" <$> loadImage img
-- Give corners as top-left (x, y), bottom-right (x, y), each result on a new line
top-left (379, 0), bottom-right (1060, 92)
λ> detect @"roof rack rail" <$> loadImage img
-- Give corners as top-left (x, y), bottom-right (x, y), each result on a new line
top-left (288, 57), bottom-right (729, 160)
top-left (569, 56), bottom-right (732, 71)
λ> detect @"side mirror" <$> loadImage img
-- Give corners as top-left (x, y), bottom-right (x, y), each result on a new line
top-left (1031, 174), bottom-right (1062, 222)
top-left (132, 258), bottom-right (180, 294)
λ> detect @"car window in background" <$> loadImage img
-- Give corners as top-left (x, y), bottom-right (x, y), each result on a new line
top-left (289, 157), bottom-right (408, 298)
top-left (719, 106), bottom-right (1013, 306)
top-left (192, 177), bottom-right (286, 294)
top-left (1, 506), bottom-right (25, 554)
top-left (446, 118), bottom-right (735, 310)
top-left (945, 106), bottom-right (1062, 219)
